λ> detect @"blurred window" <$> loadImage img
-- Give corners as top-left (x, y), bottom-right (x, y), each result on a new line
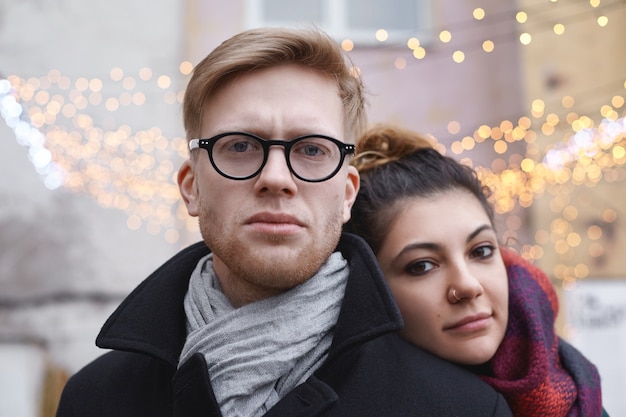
top-left (245, 0), bottom-right (432, 45)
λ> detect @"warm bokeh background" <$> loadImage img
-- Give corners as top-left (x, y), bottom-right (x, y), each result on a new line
top-left (1, 0), bottom-right (624, 415)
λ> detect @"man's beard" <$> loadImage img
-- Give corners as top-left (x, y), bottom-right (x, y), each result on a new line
top-left (197, 203), bottom-right (344, 300)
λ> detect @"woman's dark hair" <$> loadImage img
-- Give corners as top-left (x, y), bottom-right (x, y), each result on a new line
top-left (347, 124), bottom-right (495, 254)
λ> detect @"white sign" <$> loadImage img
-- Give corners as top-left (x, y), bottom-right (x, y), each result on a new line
top-left (0, 344), bottom-right (46, 417)
top-left (564, 279), bottom-right (626, 416)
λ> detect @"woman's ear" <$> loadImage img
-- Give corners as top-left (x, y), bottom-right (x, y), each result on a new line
top-left (178, 159), bottom-right (199, 216)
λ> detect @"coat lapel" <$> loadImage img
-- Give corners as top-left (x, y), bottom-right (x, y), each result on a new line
top-left (173, 353), bottom-right (222, 417)
top-left (263, 376), bottom-right (338, 417)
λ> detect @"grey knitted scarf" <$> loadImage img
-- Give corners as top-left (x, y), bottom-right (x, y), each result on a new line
top-left (179, 252), bottom-right (349, 417)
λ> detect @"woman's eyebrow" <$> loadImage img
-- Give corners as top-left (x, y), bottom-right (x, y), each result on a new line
top-left (395, 242), bottom-right (440, 260)
top-left (391, 224), bottom-right (495, 262)
top-left (466, 224), bottom-right (495, 243)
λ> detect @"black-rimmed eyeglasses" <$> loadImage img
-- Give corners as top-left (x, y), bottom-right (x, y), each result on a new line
top-left (189, 131), bottom-right (355, 182)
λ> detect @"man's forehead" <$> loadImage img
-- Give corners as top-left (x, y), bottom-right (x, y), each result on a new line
top-left (199, 66), bottom-right (345, 140)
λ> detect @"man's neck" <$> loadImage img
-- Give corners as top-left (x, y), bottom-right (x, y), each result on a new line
top-left (212, 257), bottom-right (287, 308)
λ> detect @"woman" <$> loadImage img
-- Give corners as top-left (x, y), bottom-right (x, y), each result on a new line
top-left (347, 123), bottom-right (606, 416)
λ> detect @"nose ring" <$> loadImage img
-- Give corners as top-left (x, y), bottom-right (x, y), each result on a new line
top-left (451, 289), bottom-right (462, 303)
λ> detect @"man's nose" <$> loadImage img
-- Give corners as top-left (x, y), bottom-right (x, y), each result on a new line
top-left (254, 146), bottom-right (298, 193)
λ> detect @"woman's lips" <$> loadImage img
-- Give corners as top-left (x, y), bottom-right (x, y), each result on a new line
top-left (444, 312), bottom-right (492, 332)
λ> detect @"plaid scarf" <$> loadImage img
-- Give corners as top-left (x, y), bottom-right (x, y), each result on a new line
top-left (479, 248), bottom-right (603, 416)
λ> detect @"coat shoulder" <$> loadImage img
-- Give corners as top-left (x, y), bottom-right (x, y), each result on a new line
top-left (56, 351), bottom-right (174, 417)
top-left (321, 334), bottom-right (513, 416)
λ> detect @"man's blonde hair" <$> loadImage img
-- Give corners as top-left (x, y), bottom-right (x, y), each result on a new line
top-left (183, 27), bottom-right (367, 143)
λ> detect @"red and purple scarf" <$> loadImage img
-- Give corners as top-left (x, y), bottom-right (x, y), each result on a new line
top-left (479, 249), bottom-right (603, 416)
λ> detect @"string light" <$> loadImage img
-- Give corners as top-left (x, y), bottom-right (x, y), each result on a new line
top-left (369, 0), bottom-right (624, 69)
top-left (1, 70), bottom-right (190, 244)
top-left (1, 78), bottom-right (65, 189)
top-left (5, 66), bottom-right (623, 261)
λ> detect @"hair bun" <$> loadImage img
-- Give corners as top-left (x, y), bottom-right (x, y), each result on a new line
top-left (352, 123), bottom-right (434, 172)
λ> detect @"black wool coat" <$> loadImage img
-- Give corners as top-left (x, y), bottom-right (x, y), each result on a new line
top-left (56, 233), bottom-right (513, 417)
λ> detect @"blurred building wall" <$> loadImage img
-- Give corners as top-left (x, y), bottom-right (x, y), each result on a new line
top-left (0, 0), bottom-right (187, 414)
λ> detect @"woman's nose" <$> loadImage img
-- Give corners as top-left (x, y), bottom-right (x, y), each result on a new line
top-left (447, 262), bottom-right (484, 303)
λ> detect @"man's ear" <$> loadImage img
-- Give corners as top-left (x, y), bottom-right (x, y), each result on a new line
top-left (342, 165), bottom-right (360, 224)
top-left (178, 159), bottom-right (199, 217)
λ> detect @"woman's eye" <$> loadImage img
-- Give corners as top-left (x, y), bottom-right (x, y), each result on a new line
top-left (406, 260), bottom-right (435, 276)
top-left (471, 245), bottom-right (495, 259)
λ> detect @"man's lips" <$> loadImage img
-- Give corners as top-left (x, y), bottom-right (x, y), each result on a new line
top-left (245, 212), bottom-right (305, 234)
top-left (246, 212), bottom-right (304, 226)
top-left (444, 312), bottom-right (492, 331)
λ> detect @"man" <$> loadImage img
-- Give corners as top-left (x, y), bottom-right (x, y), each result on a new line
top-left (56, 27), bottom-right (512, 416)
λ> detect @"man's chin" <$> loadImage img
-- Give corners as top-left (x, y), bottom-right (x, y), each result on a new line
top-left (238, 249), bottom-right (328, 286)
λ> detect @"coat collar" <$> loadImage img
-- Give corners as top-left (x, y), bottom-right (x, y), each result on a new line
top-left (96, 233), bottom-right (402, 368)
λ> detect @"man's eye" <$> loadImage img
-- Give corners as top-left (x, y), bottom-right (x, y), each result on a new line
top-left (216, 135), bottom-right (261, 154)
top-left (292, 140), bottom-right (332, 159)
top-left (406, 260), bottom-right (435, 276)
top-left (301, 144), bottom-right (324, 157)
top-left (229, 141), bottom-right (255, 153)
